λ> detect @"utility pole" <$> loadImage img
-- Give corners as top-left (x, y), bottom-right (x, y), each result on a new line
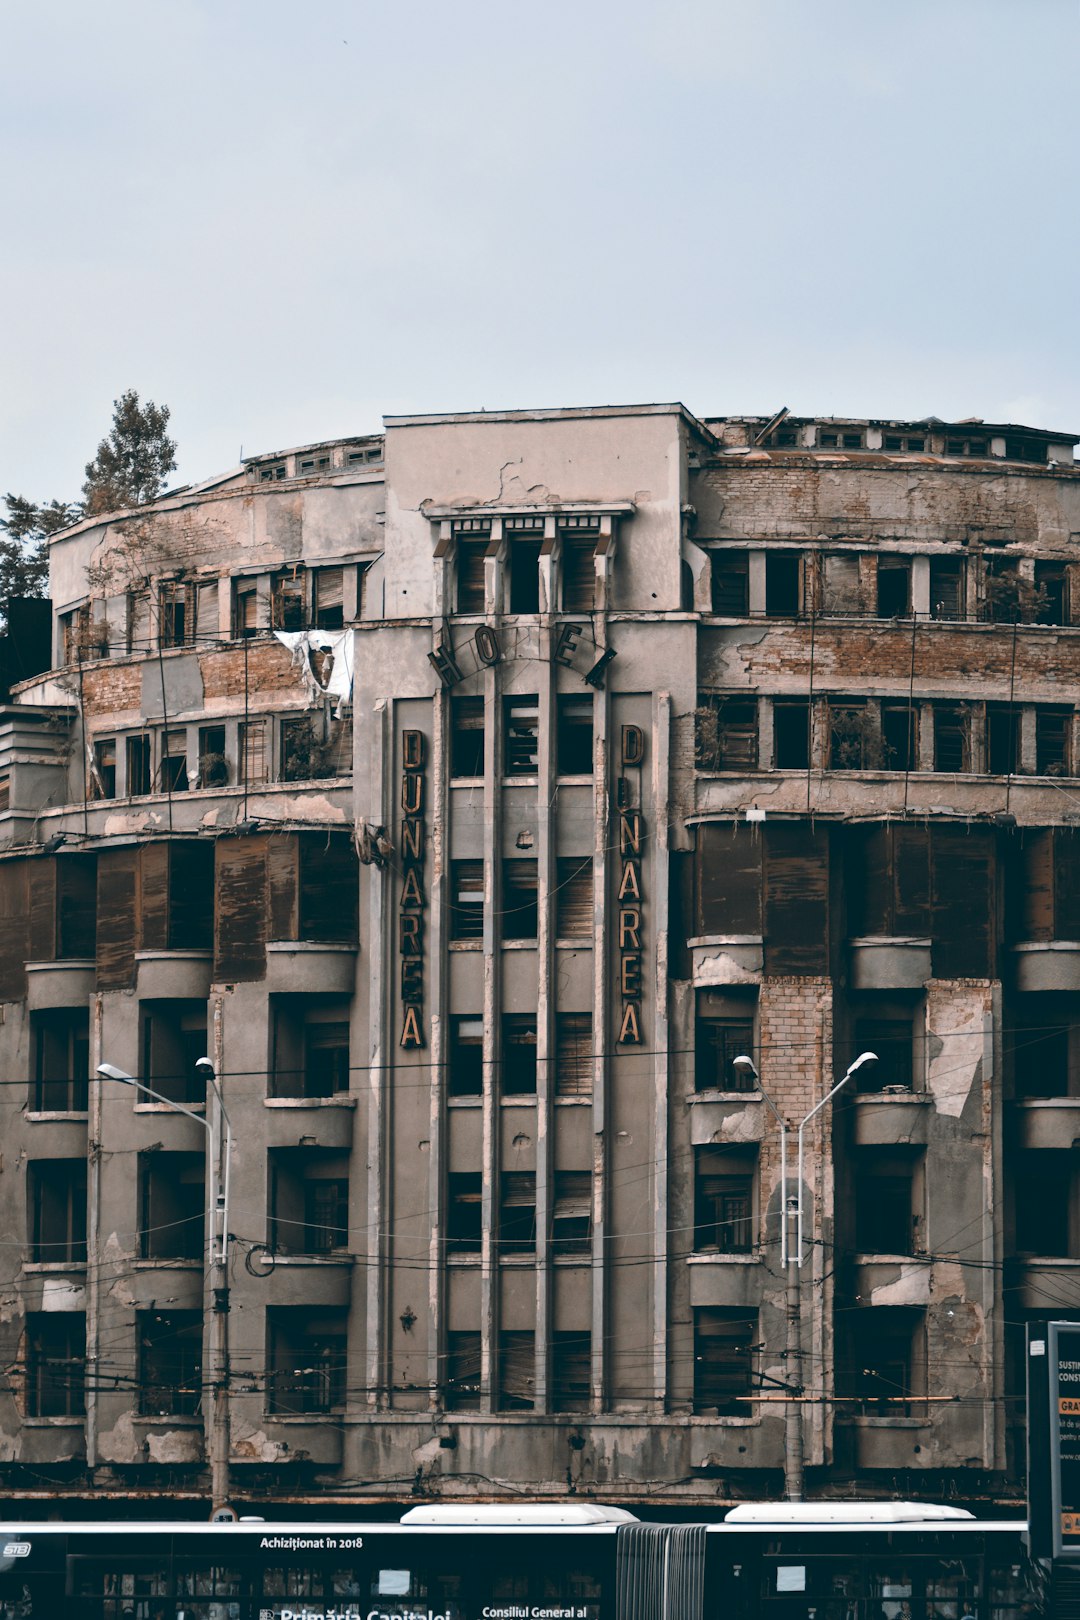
top-left (733, 1050), bottom-right (878, 1502)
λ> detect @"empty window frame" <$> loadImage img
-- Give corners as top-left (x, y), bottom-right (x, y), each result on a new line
top-left (141, 1001), bottom-right (208, 1106)
top-left (31, 1008), bottom-right (90, 1111)
top-left (695, 992), bottom-right (757, 1093)
top-left (502, 1014), bottom-right (537, 1095)
top-left (447, 1173), bottom-right (483, 1255)
top-left (271, 998), bottom-right (351, 1098)
top-left (507, 523), bottom-right (543, 614)
top-left (560, 524), bottom-right (598, 612)
top-left (1006, 437), bottom-right (1048, 464)
top-left (198, 725), bottom-right (228, 788)
top-left (696, 695), bottom-right (758, 771)
top-left (280, 715), bottom-right (329, 782)
top-left (1009, 995), bottom-right (1077, 1098)
top-left (138, 1151), bottom-right (204, 1261)
top-left (552, 1172), bottom-right (592, 1256)
top-left (240, 719), bottom-right (269, 784)
top-left (852, 1149), bottom-right (922, 1255)
top-left (557, 694), bottom-right (593, 776)
top-left (556, 857), bottom-right (593, 939)
top-left (92, 737), bottom-right (116, 800)
top-left (693, 1308), bottom-right (756, 1415)
top-left (269, 1149), bottom-right (349, 1254)
top-left (822, 552), bottom-right (865, 616)
top-left (271, 568), bottom-right (308, 631)
top-left (267, 1309), bottom-right (347, 1415)
top-left (502, 860), bottom-right (538, 940)
top-left (159, 581), bottom-right (192, 648)
top-left (138, 1310), bottom-right (202, 1417)
top-left (504, 695), bottom-right (539, 775)
top-left (450, 696), bottom-right (485, 779)
top-left (232, 579), bottom-right (258, 639)
top-left (882, 433), bottom-right (926, 453)
top-left (25, 1312), bottom-right (85, 1417)
top-left (987, 704), bottom-right (1020, 775)
top-left (773, 698), bottom-right (811, 770)
top-left (551, 1331), bottom-right (591, 1412)
top-left (312, 566), bottom-right (345, 630)
top-left (445, 1330), bottom-right (482, 1410)
top-left (929, 557), bottom-right (965, 621)
top-left (1036, 708), bottom-right (1073, 776)
top-left (819, 429), bottom-right (865, 450)
top-left (829, 702), bottom-right (876, 770)
top-left (764, 552), bottom-right (800, 617)
top-left (877, 556), bottom-right (912, 618)
top-left (127, 733), bottom-right (152, 796)
top-left (840, 1308), bottom-right (924, 1417)
top-left (881, 702), bottom-right (917, 772)
top-left (1015, 1151), bottom-right (1075, 1256)
top-left (28, 1160), bottom-right (87, 1263)
top-left (127, 589), bottom-right (151, 654)
top-left (159, 729), bottom-right (188, 793)
top-left (555, 1012), bottom-right (593, 1097)
top-left (56, 855), bottom-right (97, 958)
top-left (933, 704), bottom-right (970, 773)
top-left (450, 860), bottom-right (484, 941)
top-left (1035, 561), bottom-right (1069, 625)
top-left (694, 1147), bottom-right (755, 1253)
top-left (851, 1005), bottom-right (918, 1092)
top-left (455, 530), bottom-right (490, 614)
top-left (984, 559), bottom-right (1029, 624)
top-left (711, 553), bottom-right (749, 616)
top-left (497, 1330), bottom-right (535, 1411)
top-left (499, 1172), bottom-right (536, 1254)
top-left (449, 1015), bottom-right (484, 1097)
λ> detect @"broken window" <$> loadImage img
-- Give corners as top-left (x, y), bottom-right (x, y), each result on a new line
top-left (127, 733), bottom-right (152, 796)
top-left (267, 1308), bottom-right (347, 1414)
top-left (448, 1015), bottom-right (484, 1097)
top-left (507, 526), bottom-right (543, 614)
top-left (695, 990), bottom-right (757, 1092)
top-left (25, 1312), bottom-right (85, 1417)
top-left (877, 555), bottom-right (912, 618)
top-left (312, 566), bottom-right (345, 630)
top-left (159, 729), bottom-right (188, 793)
top-left (987, 704), bottom-right (1020, 775)
top-left (1037, 708), bottom-right (1072, 776)
top-left (694, 1147), bottom-right (755, 1253)
top-left (240, 719), bottom-right (268, 783)
top-left (138, 1310), bottom-right (202, 1417)
top-left (271, 568), bottom-right (307, 631)
top-left (450, 859), bottom-right (484, 940)
top-left (1010, 994), bottom-right (1076, 1098)
top-left (556, 857), bottom-right (593, 939)
top-left (295, 831), bottom-right (357, 945)
top-left (555, 1012), bottom-right (593, 1098)
top-left (498, 1330), bottom-right (535, 1411)
top-left (693, 1308), bottom-right (756, 1415)
top-left (450, 695), bottom-right (485, 779)
top-left (829, 702), bottom-right (878, 770)
top-left (839, 1308), bottom-right (924, 1417)
top-left (159, 581), bottom-right (192, 647)
top-left (1035, 561), bottom-right (1069, 625)
top-left (281, 715), bottom-right (334, 782)
top-left (560, 524), bottom-right (598, 612)
top-left (140, 839), bottom-right (215, 952)
top-left (883, 433), bottom-right (925, 453)
top-left (557, 694), bottom-right (593, 776)
top-left (881, 702), bottom-right (917, 772)
top-left (711, 553), bottom-right (749, 616)
top-left (929, 557), bottom-right (965, 621)
top-left (198, 724), bottom-right (228, 787)
top-left (946, 434), bottom-right (988, 457)
top-left (91, 737), bottom-right (116, 800)
top-left (28, 1159), bottom-right (87, 1263)
top-left (764, 552), bottom-right (800, 617)
top-left (845, 823), bottom-right (930, 938)
top-left (499, 1171), bottom-right (536, 1254)
top-left (141, 1001), bottom-right (208, 1106)
top-left (56, 855), bottom-right (97, 958)
top-left (502, 1014), bottom-right (537, 1095)
top-left (552, 1330), bottom-right (591, 1412)
top-left (193, 579), bottom-right (218, 642)
top-left (445, 1330), bottom-right (482, 1410)
top-left (271, 998), bottom-right (351, 1098)
top-left (696, 695), bottom-right (758, 771)
top-left (933, 703), bottom-right (970, 772)
top-left (852, 1148), bottom-right (921, 1255)
top-left (1006, 436), bottom-right (1048, 464)
top-left (269, 1149), bottom-right (349, 1254)
top-left (233, 579), bottom-right (258, 638)
top-left (502, 860), bottom-right (538, 940)
top-left (822, 553), bottom-right (865, 616)
top-left (139, 1150), bottom-right (204, 1261)
top-left (850, 1002), bottom-right (918, 1092)
top-left (455, 530), bottom-right (489, 614)
top-left (1015, 1151), bottom-right (1074, 1256)
top-left (504, 694), bottom-right (539, 775)
top-left (447, 1173), bottom-right (483, 1254)
top-left (773, 698), bottom-right (811, 769)
top-left (127, 589), bottom-right (151, 653)
top-left (31, 1008), bottom-right (89, 1111)
top-left (552, 1171), bottom-right (592, 1256)
top-left (258, 462), bottom-right (287, 482)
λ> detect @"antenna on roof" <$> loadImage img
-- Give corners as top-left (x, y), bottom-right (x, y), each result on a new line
top-left (754, 407), bottom-right (790, 446)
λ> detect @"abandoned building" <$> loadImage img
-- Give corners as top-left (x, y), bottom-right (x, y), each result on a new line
top-left (0, 403), bottom-right (1078, 1513)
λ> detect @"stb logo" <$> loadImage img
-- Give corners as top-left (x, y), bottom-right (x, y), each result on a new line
top-left (2, 1543), bottom-right (30, 1558)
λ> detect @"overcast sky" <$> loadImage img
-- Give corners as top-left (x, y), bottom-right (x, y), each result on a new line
top-left (2, 0), bottom-right (1078, 500)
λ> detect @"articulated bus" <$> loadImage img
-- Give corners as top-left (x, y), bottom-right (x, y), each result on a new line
top-left (0, 1502), bottom-right (1042, 1620)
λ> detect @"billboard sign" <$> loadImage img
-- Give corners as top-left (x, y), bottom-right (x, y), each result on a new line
top-left (1047, 1322), bottom-right (1080, 1558)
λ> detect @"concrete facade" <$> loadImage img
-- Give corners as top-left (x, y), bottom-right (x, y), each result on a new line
top-left (0, 404), bottom-right (1078, 1510)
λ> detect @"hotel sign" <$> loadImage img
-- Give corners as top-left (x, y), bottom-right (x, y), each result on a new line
top-left (399, 728), bottom-right (427, 1049)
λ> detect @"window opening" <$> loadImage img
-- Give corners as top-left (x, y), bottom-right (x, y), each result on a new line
top-left (551, 1331), bottom-right (591, 1412)
top-left (141, 1001), bottom-right (208, 1106)
top-left (267, 1309), bottom-right (346, 1414)
top-left (877, 556), bottom-right (912, 618)
top-left (32, 1008), bottom-right (89, 1111)
top-left (198, 724), bottom-right (228, 788)
top-left (26, 1313), bottom-right (85, 1417)
top-left (987, 705), bottom-right (1020, 775)
top-left (498, 1330), bottom-right (535, 1411)
top-left (929, 557), bottom-right (965, 620)
top-left (448, 1015), bottom-right (484, 1097)
top-left (773, 698), bottom-right (811, 770)
top-left (450, 696), bottom-right (485, 779)
top-left (138, 1310), bottom-right (202, 1417)
top-left (1037, 708), bottom-right (1072, 776)
top-left (504, 695), bottom-right (539, 775)
top-left (29, 1159), bottom-right (87, 1263)
top-left (765, 552), bottom-right (800, 616)
top-left (933, 704), bottom-right (969, 772)
top-left (450, 860), bottom-right (484, 940)
top-left (694, 1147), bottom-right (755, 1252)
top-left (160, 729), bottom-right (188, 793)
top-left (92, 737), bottom-right (116, 800)
top-left (502, 860), bottom-right (538, 939)
top-left (696, 695), bottom-right (758, 771)
top-left (502, 1014), bottom-right (537, 1095)
top-left (555, 1012), bottom-right (593, 1098)
top-left (499, 1172), bottom-right (536, 1254)
top-left (556, 857), bottom-right (592, 939)
top-left (881, 702), bottom-right (917, 772)
top-left (139, 1151), bottom-right (204, 1261)
top-left (711, 554), bottom-right (749, 616)
top-left (557, 694), bottom-right (593, 775)
top-left (127, 733), bottom-right (152, 796)
top-left (447, 1173), bottom-right (482, 1255)
top-left (693, 1309), bottom-right (756, 1415)
top-left (445, 1330), bottom-right (482, 1410)
top-left (552, 1171), bottom-right (592, 1255)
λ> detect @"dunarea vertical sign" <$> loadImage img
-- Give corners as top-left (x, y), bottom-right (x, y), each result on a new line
top-left (1049, 1322), bottom-right (1080, 1557)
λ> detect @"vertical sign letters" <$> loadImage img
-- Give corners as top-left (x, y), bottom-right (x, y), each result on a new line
top-left (399, 729), bottom-right (426, 1048)
top-left (616, 723), bottom-right (646, 1045)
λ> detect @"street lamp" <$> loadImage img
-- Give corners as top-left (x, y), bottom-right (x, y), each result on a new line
top-left (97, 1057), bottom-right (233, 1518)
top-left (731, 1049), bottom-right (878, 1500)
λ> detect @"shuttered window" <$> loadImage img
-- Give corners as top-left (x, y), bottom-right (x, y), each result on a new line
top-left (560, 530), bottom-right (597, 612)
top-left (450, 861), bottom-right (484, 940)
top-left (552, 1172), bottom-right (592, 1256)
top-left (929, 557), bottom-right (965, 621)
top-left (693, 1309), bottom-right (756, 1416)
top-left (504, 696), bottom-right (539, 775)
top-left (556, 858), bottom-right (592, 939)
top-left (214, 835), bottom-right (268, 982)
top-left (498, 1331), bottom-right (535, 1411)
top-left (449, 1016), bottom-right (484, 1097)
top-left (502, 1014), bottom-right (537, 1095)
top-left (552, 1331), bottom-right (590, 1413)
top-left (96, 846), bottom-right (138, 990)
top-left (499, 1172), bottom-right (536, 1254)
top-left (555, 1013), bottom-right (592, 1097)
top-left (696, 696), bottom-right (758, 771)
top-left (764, 822), bottom-right (828, 975)
top-left (313, 567), bottom-right (344, 629)
top-left (502, 860), bottom-right (538, 940)
top-left (711, 554), bottom-right (749, 616)
top-left (299, 831), bottom-right (358, 943)
top-left (696, 823), bottom-right (761, 937)
top-left (447, 1174), bottom-right (482, 1255)
top-left (455, 536), bottom-right (489, 614)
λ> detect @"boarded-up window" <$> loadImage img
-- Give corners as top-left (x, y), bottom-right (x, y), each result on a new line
top-left (140, 840), bottom-right (214, 952)
top-left (930, 825), bottom-right (995, 978)
top-left (845, 824), bottom-right (929, 939)
top-left (696, 823), bottom-right (761, 936)
top-left (933, 704), bottom-right (969, 773)
top-left (214, 835), bottom-right (268, 981)
top-left (1057, 831), bottom-right (1080, 942)
top-left (560, 529), bottom-right (597, 612)
top-left (455, 536), bottom-right (489, 614)
top-left (555, 1012), bottom-right (592, 1097)
top-left (711, 553), bottom-right (749, 616)
top-left (299, 831), bottom-right (358, 943)
top-left (241, 719), bottom-right (268, 784)
top-left (764, 822), bottom-right (828, 974)
top-left (96, 846), bottom-right (137, 990)
top-left (556, 857), bottom-right (592, 939)
top-left (1016, 829), bottom-right (1080, 944)
top-left (822, 553), bottom-right (864, 616)
top-left (552, 1331), bottom-right (591, 1412)
top-left (0, 860), bottom-right (29, 1000)
top-left (498, 1330), bottom-right (535, 1411)
top-left (56, 856), bottom-right (97, 959)
top-left (28, 858), bottom-right (57, 962)
top-left (696, 696), bottom-right (758, 771)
